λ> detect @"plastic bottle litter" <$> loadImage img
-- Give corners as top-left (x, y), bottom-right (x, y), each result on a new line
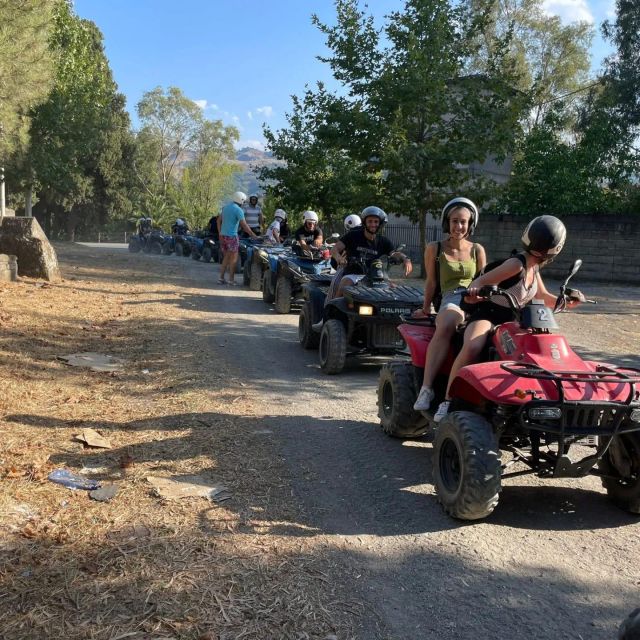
top-left (48, 469), bottom-right (101, 491)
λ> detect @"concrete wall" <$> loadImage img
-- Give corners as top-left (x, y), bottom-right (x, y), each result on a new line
top-left (472, 214), bottom-right (640, 283)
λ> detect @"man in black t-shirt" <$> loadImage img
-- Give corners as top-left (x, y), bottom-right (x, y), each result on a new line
top-left (328, 206), bottom-right (412, 300)
top-left (294, 210), bottom-right (323, 254)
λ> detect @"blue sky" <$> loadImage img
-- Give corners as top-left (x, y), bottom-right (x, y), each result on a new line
top-left (74, 0), bottom-right (616, 151)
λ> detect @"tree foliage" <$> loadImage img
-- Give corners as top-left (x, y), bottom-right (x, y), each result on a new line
top-left (262, 0), bottom-right (528, 228)
top-left (134, 86), bottom-right (240, 227)
top-left (0, 0), bottom-right (56, 159)
top-left (466, 0), bottom-right (593, 129)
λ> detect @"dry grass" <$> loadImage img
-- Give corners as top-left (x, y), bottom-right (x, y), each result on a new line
top-left (0, 244), bottom-right (361, 640)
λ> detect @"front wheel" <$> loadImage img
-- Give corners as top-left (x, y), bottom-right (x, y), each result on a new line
top-left (433, 411), bottom-right (501, 520)
top-left (249, 259), bottom-right (262, 291)
top-left (262, 271), bottom-right (275, 303)
top-left (319, 319), bottom-right (347, 374)
top-left (191, 248), bottom-right (201, 260)
top-left (599, 432), bottom-right (640, 514)
top-left (298, 302), bottom-right (320, 350)
top-left (377, 363), bottom-right (428, 438)
top-left (201, 246), bottom-right (212, 263)
top-left (174, 241), bottom-right (184, 257)
top-left (274, 274), bottom-right (292, 314)
top-left (128, 238), bottom-right (141, 253)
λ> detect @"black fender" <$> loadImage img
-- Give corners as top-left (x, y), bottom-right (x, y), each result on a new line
top-left (323, 298), bottom-right (349, 324)
top-left (304, 285), bottom-right (328, 324)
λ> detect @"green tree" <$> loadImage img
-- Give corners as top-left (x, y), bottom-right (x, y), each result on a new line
top-left (134, 87), bottom-right (239, 226)
top-left (466, 0), bottom-right (593, 129)
top-left (24, 0), bottom-right (134, 237)
top-left (311, 0), bottom-right (528, 223)
top-left (0, 0), bottom-right (55, 159)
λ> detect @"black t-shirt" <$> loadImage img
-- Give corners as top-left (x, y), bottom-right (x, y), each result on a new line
top-left (295, 224), bottom-right (323, 244)
top-left (207, 216), bottom-right (219, 240)
top-left (340, 227), bottom-right (394, 274)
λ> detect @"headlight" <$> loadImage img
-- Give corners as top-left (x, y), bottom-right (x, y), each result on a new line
top-left (359, 305), bottom-right (374, 316)
top-left (630, 409), bottom-right (640, 423)
top-left (528, 407), bottom-right (562, 420)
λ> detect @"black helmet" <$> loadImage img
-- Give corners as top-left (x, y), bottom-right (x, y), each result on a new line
top-left (441, 197), bottom-right (479, 235)
top-left (521, 215), bottom-right (566, 258)
top-left (361, 206), bottom-right (387, 228)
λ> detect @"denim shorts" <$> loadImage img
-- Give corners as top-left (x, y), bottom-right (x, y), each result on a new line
top-left (439, 287), bottom-right (466, 312)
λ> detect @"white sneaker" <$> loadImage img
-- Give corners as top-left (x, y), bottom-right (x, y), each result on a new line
top-left (413, 386), bottom-right (435, 411)
top-left (433, 400), bottom-right (450, 423)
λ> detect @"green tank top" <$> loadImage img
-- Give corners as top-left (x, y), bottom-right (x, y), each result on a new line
top-left (439, 244), bottom-right (477, 294)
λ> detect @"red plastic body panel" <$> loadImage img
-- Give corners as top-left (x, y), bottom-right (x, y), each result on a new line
top-left (398, 320), bottom-right (637, 406)
top-left (398, 323), bottom-right (456, 372)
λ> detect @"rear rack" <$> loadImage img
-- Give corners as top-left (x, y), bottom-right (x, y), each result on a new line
top-left (500, 362), bottom-right (640, 405)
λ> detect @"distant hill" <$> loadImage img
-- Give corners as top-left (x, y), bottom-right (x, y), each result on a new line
top-left (234, 147), bottom-right (282, 196)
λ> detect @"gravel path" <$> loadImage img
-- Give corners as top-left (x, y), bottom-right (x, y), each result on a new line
top-left (71, 245), bottom-right (640, 639)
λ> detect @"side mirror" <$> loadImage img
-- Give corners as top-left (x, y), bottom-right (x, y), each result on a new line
top-left (562, 259), bottom-right (582, 288)
top-left (395, 244), bottom-right (406, 252)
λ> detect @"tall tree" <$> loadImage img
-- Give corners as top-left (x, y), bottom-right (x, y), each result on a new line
top-left (25, 0), bottom-right (133, 236)
top-left (0, 0), bottom-right (55, 159)
top-left (134, 87), bottom-right (239, 225)
top-left (309, 0), bottom-right (527, 223)
top-left (466, 0), bottom-right (593, 129)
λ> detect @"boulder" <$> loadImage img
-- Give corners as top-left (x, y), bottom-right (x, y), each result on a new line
top-left (0, 217), bottom-right (60, 281)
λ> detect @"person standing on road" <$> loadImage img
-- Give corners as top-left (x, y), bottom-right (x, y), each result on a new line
top-left (217, 192), bottom-right (258, 285)
top-left (242, 194), bottom-right (264, 235)
top-left (412, 197), bottom-right (486, 412)
top-left (328, 205), bottom-right (412, 301)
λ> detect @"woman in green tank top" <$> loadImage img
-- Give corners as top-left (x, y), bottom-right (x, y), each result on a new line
top-left (412, 198), bottom-right (486, 412)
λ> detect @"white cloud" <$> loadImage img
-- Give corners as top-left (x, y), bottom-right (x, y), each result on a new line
top-left (194, 100), bottom-right (219, 112)
top-left (247, 111), bottom-right (253, 120)
top-left (542, 0), bottom-right (594, 23)
top-left (236, 139), bottom-right (266, 151)
top-left (255, 105), bottom-right (274, 119)
top-left (194, 99), bottom-right (208, 109)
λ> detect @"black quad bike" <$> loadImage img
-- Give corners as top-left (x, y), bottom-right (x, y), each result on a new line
top-left (299, 255), bottom-right (424, 374)
top-left (378, 260), bottom-right (640, 520)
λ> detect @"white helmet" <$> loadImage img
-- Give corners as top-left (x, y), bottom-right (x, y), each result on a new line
top-left (249, 193), bottom-right (259, 202)
top-left (274, 208), bottom-right (287, 221)
top-left (344, 214), bottom-right (361, 230)
top-left (232, 191), bottom-right (247, 205)
top-left (442, 197), bottom-right (479, 235)
top-left (303, 210), bottom-right (319, 224)
top-left (175, 218), bottom-right (185, 226)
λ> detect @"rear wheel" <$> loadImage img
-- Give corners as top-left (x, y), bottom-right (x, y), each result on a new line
top-left (243, 258), bottom-right (251, 286)
top-left (274, 274), bottom-right (292, 314)
top-left (377, 363), bottom-right (428, 438)
top-left (249, 259), bottom-right (262, 291)
top-left (433, 411), bottom-right (501, 520)
top-left (262, 272), bottom-right (275, 303)
top-left (298, 302), bottom-right (320, 350)
top-left (175, 241), bottom-right (184, 257)
top-left (191, 248), bottom-right (201, 260)
top-left (201, 246), bottom-right (212, 263)
top-left (149, 241), bottom-right (162, 254)
top-left (319, 319), bottom-right (347, 374)
top-left (599, 432), bottom-right (640, 514)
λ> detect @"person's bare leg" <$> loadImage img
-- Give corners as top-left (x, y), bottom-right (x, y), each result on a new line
top-left (227, 252), bottom-right (239, 283)
top-left (219, 252), bottom-right (230, 281)
top-left (423, 308), bottom-right (464, 388)
top-left (444, 319), bottom-right (493, 398)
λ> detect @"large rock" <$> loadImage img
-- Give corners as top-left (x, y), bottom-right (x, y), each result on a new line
top-left (0, 217), bottom-right (60, 280)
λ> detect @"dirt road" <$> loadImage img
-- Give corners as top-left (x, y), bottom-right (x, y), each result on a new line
top-left (2, 243), bottom-right (638, 639)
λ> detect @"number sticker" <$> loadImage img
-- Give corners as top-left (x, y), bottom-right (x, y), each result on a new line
top-left (537, 308), bottom-right (549, 322)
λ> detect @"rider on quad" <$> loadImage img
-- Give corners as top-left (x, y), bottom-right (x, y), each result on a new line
top-left (265, 209), bottom-right (287, 244)
top-left (433, 215), bottom-right (581, 423)
top-left (171, 218), bottom-right (189, 236)
top-left (328, 206), bottom-right (412, 301)
top-left (293, 211), bottom-right (324, 255)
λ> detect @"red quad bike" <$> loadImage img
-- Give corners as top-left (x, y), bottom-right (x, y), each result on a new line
top-left (377, 260), bottom-right (640, 520)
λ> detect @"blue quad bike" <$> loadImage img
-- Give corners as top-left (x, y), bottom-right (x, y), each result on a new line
top-left (242, 242), bottom-right (287, 290)
top-left (265, 245), bottom-right (334, 314)
top-left (298, 255), bottom-right (423, 374)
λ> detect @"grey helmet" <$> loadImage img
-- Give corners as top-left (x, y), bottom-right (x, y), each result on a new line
top-left (361, 206), bottom-right (387, 228)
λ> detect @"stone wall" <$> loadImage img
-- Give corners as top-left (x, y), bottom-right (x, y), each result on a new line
top-left (472, 214), bottom-right (640, 283)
